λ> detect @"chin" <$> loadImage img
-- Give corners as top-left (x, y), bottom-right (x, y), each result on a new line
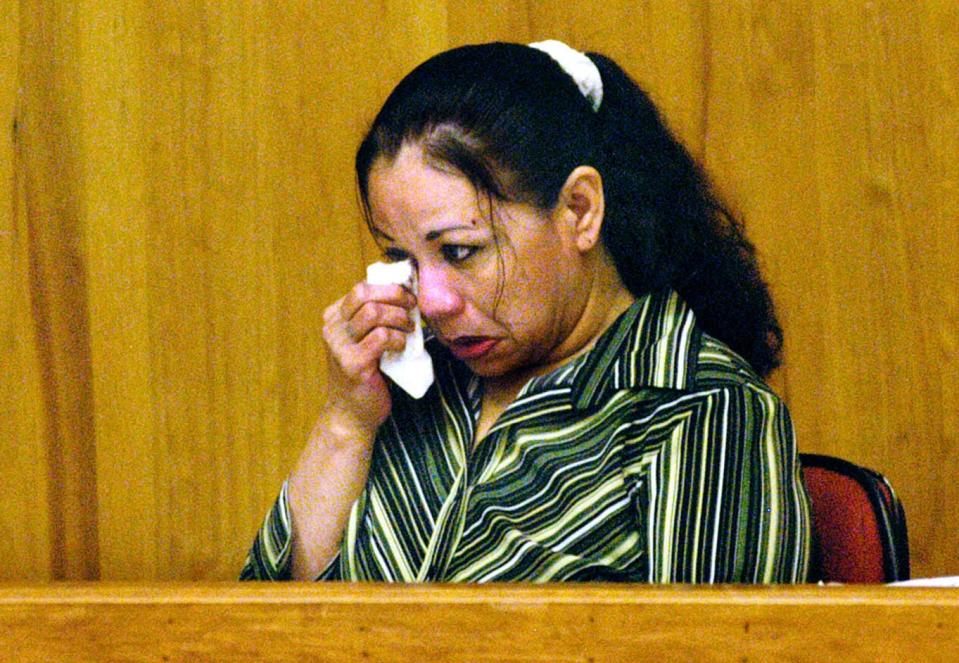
top-left (464, 360), bottom-right (511, 378)
top-left (465, 351), bottom-right (539, 382)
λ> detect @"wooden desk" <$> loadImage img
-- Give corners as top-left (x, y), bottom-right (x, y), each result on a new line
top-left (1, 583), bottom-right (957, 661)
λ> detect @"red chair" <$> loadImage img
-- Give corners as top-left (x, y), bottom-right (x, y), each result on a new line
top-left (800, 453), bottom-right (910, 583)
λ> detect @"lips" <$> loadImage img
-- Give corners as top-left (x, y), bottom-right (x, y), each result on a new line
top-left (447, 336), bottom-right (499, 361)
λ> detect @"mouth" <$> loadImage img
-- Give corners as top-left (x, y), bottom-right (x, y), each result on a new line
top-left (446, 336), bottom-right (500, 361)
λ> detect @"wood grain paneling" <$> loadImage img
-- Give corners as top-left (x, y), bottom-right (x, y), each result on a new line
top-left (1, 1), bottom-right (956, 580)
top-left (79, 0), bottom-right (163, 581)
top-left (11, 0), bottom-right (101, 580)
top-left (0, 0), bottom-right (55, 582)
top-left (1, 584), bottom-right (958, 662)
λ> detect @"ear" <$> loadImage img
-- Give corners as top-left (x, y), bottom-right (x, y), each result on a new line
top-left (553, 166), bottom-right (605, 253)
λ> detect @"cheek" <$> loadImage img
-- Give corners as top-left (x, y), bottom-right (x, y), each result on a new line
top-left (461, 277), bottom-right (501, 324)
top-left (478, 247), bottom-right (542, 329)
top-left (510, 254), bottom-right (579, 338)
top-left (490, 273), bottom-right (550, 340)
top-left (460, 250), bottom-right (510, 316)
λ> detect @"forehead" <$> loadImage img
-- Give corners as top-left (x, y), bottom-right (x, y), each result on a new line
top-left (367, 146), bottom-right (490, 238)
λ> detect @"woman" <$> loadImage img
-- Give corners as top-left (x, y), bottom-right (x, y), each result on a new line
top-left (241, 41), bottom-right (811, 582)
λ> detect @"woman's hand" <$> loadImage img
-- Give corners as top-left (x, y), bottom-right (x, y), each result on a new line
top-left (319, 280), bottom-right (416, 437)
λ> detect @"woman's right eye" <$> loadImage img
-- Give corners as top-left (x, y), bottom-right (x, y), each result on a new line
top-left (383, 248), bottom-right (409, 263)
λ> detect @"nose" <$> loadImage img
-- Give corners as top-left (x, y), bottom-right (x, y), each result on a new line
top-left (416, 263), bottom-right (464, 321)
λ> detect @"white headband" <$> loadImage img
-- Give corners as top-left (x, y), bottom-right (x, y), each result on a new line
top-left (528, 40), bottom-right (603, 112)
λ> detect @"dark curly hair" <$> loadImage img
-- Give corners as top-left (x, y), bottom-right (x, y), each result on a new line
top-left (356, 42), bottom-right (783, 377)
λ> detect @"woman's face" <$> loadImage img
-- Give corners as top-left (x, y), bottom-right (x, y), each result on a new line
top-left (366, 145), bottom-right (593, 380)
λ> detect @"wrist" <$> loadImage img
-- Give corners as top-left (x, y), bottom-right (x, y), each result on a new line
top-left (310, 406), bottom-right (379, 454)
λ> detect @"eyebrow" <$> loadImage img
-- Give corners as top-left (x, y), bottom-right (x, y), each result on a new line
top-left (372, 224), bottom-right (479, 243)
top-left (426, 225), bottom-right (477, 241)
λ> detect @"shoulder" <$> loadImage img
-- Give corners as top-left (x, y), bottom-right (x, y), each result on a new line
top-left (691, 333), bottom-right (785, 405)
top-left (610, 333), bottom-right (792, 446)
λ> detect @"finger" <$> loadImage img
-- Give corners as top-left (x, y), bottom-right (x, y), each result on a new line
top-left (335, 328), bottom-right (398, 379)
top-left (340, 282), bottom-right (415, 322)
top-left (358, 326), bottom-right (407, 358)
top-left (322, 297), bottom-right (352, 346)
top-left (347, 302), bottom-right (415, 341)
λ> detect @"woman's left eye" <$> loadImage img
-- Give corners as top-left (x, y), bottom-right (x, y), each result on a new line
top-left (441, 245), bottom-right (478, 263)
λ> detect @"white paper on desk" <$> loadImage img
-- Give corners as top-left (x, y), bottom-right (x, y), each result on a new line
top-left (365, 260), bottom-right (435, 399)
top-left (887, 576), bottom-right (959, 587)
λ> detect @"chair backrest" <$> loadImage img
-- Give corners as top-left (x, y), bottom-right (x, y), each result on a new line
top-left (800, 453), bottom-right (910, 583)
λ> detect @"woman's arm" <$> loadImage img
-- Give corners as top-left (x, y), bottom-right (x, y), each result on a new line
top-left (241, 281), bottom-right (416, 580)
top-left (285, 409), bottom-right (377, 580)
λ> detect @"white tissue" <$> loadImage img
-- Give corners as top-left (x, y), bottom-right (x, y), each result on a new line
top-left (365, 260), bottom-right (435, 399)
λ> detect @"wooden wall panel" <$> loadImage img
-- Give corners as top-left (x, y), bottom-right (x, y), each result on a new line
top-left (446, 1), bottom-right (531, 46)
top-left (84, 1), bottom-right (369, 579)
top-left (10, 0), bottom-right (101, 580)
top-left (0, 0), bottom-right (55, 582)
top-left (79, 0), bottom-right (163, 581)
top-left (916, 0), bottom-right (959, 573)
top-left (2, 0), bottom-right (957, 580)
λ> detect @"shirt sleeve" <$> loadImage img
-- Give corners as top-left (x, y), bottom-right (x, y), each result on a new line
top-left (634, 384), bottom-right (812, 583)
top-left (239, 480), bottom-right (295, 580)
top-left (239, 481), bottom-right (345, 581)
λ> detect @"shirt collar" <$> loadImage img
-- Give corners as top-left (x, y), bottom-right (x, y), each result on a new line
top-left (570, 289), bottom-right (701, 410)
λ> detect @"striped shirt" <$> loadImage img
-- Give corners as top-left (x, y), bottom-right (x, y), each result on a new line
top-left (241, 289), bottom-right (811, 582)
